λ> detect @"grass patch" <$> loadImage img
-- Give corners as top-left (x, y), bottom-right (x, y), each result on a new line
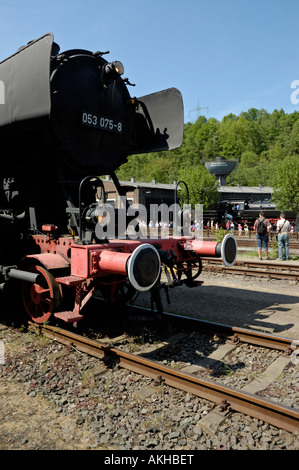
top-left (238, 250), bottom-right (299, 261)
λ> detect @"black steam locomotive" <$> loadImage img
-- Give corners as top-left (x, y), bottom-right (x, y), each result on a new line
top-left (0, 33), bottom-right (236, 324)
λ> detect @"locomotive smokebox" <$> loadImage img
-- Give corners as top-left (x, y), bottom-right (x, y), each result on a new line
top-left (0, 33), bottom-right (184, 177)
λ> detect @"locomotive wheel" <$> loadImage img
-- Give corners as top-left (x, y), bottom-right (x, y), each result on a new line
top-left (115, 281), bottom-right (137, 303)
top-left (99, 279), bottom-right (137, 304)
top-left (177, 252), bottom-right (202, 281)
top-left (21, 265), bottom-right (62, 324)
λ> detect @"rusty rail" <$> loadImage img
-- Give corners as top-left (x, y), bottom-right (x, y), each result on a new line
top-left (161, 312), bottom-right (295, 352)
top-left (31, 322), bottom-right (299, 433)
top-left (201, 258), bottom-right (299, 280)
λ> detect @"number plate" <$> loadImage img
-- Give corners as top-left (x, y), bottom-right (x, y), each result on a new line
top-left (81, 112), bottom-right (123, 134)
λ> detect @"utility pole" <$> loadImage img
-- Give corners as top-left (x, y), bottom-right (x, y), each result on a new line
top-left (188, 100), bottom-right (209, 122)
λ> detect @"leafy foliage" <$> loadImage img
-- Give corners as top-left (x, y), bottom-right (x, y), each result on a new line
top-left (272, 155), bottom-right (299, 213)
top-left (177, 166), bottom-right (219, 210)
top-left (116, 108), bottom-right (299, 210)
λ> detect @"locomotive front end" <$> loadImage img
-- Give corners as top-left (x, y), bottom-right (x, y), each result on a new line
top-left (0, 33), bottom-right (237, 325)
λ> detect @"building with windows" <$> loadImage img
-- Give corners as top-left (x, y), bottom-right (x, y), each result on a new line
top-left (103, 176), bottom-right (180, 210)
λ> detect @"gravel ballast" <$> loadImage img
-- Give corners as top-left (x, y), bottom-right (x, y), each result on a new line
top-left (0, 321), bottom-right (298, 451)
top-left (0, 263), bottom-right (299, 451)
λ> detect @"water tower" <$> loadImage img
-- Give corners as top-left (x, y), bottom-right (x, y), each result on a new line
top-left (205, 157), bottom-right (236, 186)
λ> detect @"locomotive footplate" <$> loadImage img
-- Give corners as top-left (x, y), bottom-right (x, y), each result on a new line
top-left (55, 275), bottom-right (84, 286)
top-left (54, 310), bottom-right (84, 324)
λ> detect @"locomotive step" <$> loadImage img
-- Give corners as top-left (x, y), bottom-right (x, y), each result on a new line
top-left (55, 275), bottom-right (84, 286)
top-left (54, 311), bottom-right (83, 323)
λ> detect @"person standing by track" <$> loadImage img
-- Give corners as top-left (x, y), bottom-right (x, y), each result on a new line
top-left (276, 212), bottom-right (291, 261)
top-left (253, 211), bottom-right (271, 260)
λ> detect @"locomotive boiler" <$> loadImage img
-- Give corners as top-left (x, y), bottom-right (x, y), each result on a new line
top-left (0, 33), bottom-right (237, 324)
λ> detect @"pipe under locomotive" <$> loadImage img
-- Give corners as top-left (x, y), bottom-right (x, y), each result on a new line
top-left (0, 33), bottom-right (237, 324)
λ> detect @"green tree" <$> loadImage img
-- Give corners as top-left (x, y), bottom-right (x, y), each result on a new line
top-left (285, 119), bottom-right (299, 156)
top-left (177, 166), bottom-right (219, 209)
top-left (116, 107), bottom-right (299, 190)
top-left (272, 155), bottom-right (299, 228)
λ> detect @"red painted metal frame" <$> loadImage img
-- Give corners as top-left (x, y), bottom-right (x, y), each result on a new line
top-left (69, 238), bottom-right (219, 279)
top-left (32, 234), bottom-right (73, 262)
top-left (30, 234), bottom-right (220, 280)
top-left (24, 234), bottom-right (221, 323)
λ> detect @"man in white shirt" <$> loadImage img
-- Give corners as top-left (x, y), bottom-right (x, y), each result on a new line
top-left (276, 212), bottom-right (291, 261)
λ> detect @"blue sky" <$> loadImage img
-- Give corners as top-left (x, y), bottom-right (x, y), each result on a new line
top-left (1, 0), bottom-right (299, 122)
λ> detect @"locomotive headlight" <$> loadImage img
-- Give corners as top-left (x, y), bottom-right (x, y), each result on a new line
top-left (113, 61), bottom-right (124, 75)
top-left (104, 60), bottom-right (124, 76)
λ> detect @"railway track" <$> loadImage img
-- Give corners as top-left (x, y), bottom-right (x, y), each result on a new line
top-left (202, 257), bottom-right (299, 280)
top-left (202, 234), bottom-right (299, 247)
top-left (235, 238), bottom-right (299, 250)
top-left (29, 311), bottom-right (299, 434)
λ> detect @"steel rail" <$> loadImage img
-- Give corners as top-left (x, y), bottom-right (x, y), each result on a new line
top-left (236, 239), bottom-right (299, 248)
top-left (90, 300), bottom-right (296, 352)
top-left (161, 312), bottom-right (295, 352)
top-left (205, 265), bottom-right (299, 280)
top-left (203, 257), bottom-right (299, 270)
top-left (33, 323), bottom-right (299, 433)
top-left (201, 258), bottom-right (299, 280)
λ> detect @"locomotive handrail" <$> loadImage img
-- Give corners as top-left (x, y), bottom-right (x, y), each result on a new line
top-left (175, 180), bottom-right (189, 206)
top-left (174, 180), bottom-right (190, 236)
